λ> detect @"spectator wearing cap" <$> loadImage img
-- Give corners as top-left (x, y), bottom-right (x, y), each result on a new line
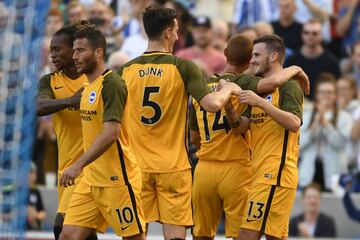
top-left (27, 163), bottom-right (46, 230)
top-left (176, 16), bottom-right (226, 77)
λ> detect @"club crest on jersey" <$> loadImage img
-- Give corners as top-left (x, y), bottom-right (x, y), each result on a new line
top-left (265, 95), bottom-right (272, 103)
top-left (89, 91), bottom-right (96, 104)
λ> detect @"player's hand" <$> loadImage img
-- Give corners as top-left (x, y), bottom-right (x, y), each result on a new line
top-left (216, 79), bottom-right (229, 91)
top-left (60, 164), bottom-right (82, 187)
top-left (37, 117), bottom-right (56, 141)
top-left (293, 70), bottom-right (310, 95)
top-left (67, 87), bottom-right (84, 108)
top-left (239, 90), bottom-right (264, 107)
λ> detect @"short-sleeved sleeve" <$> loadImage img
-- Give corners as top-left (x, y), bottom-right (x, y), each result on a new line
top-left (279, 80), bottom-right (303, 122)
top-left (37, 74), bottom-right (54, 98)
top-left (189, 101), bottom-right (199, 131)
top-left (232, 74), bottom-right (261, 92)
top-left (241, 105), bottom-right (252, 118)
top-left (178, 59), bottom-right (212, 102)
top-left (102, 74), bottom-right (128, 123)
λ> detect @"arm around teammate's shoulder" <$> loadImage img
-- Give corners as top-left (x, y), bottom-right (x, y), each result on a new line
top-left (257, 66), bottom-right (310, 95)
top-left (178, 59), bottom-right (241, 112)
top-left (239, 81), bottom-right (303, 132)
top-left (36, 73), bottom-right (83, 116)
top-left (199, 84), bottom-right (238, 112)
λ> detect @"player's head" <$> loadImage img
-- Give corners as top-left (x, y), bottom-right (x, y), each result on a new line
top-left (50, 24), bottom-right (80, 71)
top-left (250, 35), bottom-right (285, 77)
top-left (142, 7), bottom-right (178, 52)
top-left (73, 26), bottom-right (106, 74)
top-left (301, 183), bottom-right (322, 215)
top-left (224, 34), bottom-right (253, 69)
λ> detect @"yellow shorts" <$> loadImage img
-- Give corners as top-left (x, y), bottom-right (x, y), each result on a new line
top-left (192, 160), bottom-right (251, 238)
top-left (57, 172), bottom-right (83, 213)
top-left (241, 183), bottom-right (296, 238)
top-left (64, 180), bottom-right (145, 237)
top-left (141, 169), bottom-right (193, 226)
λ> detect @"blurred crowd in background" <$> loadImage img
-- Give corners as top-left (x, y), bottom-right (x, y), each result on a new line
top-left (15, 0), bottom-right (360, 235)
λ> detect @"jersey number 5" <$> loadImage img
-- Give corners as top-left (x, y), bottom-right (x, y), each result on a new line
top-left (141, 86), bottom-right (162, 125)
top-left (200, 107), bottom-right (230, 141)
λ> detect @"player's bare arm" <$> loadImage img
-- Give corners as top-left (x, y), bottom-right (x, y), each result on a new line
top-left (37, 87), bottom-right (83, 116)
top-left (59, 121), bottom-right (120, 187)
top-left (190, 130), bottom-right (201, 149)
top-left (200, 81), bottom-right (242, 113)
top-left (239, 90), bottom-right (301, 132)
top-left (224, 100), bottom-right (250, 135)
top-left (256, 66), bottom-right (310, 95)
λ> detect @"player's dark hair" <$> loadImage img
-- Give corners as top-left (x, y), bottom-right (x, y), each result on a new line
top-left (302, 183), bottom-right (322, 196)
top-left (53, 20), bottom-right (93, 47)
top-left (225, 34), bottom-right (253, 67)
top-left (53, 25), bottom-right (78, 47)
top-left (142, 7), bottom-right (177, 40)
top-left (73, 26), bottom-right (107, 59)
top-left (253, 34), bottom-right (285, 64)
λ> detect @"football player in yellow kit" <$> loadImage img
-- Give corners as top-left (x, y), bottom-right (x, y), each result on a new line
top-left (190, 34), bottom-right (309, 240)
top-left (59, 27), bottom-right (145, 240)
top-left (36, 23), bottom-right (101, 240)
top-left (118, 7), bottom-right (242, 240)
top-left (238, 35), bottom-right (304, 240)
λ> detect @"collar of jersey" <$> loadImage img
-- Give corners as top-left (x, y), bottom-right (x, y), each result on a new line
top-left (87, 69), bottom-right (112, 86)
top-left (142, 51), bottom-right (172, 56)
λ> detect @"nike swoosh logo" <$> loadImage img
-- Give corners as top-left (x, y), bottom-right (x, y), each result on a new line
top-left (54, 86), bottom-right (65, 90)
top-left (246, 219), bottom-right (256, 222)
top-left (121, 225), bottom-right (130, 231)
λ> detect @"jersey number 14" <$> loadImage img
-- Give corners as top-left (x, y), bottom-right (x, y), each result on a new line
top-left (200, 107), bottom-right (230, 141)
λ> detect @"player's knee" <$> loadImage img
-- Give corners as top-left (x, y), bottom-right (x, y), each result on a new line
top-left (123, 233), bottom-right (145, 240)
top-left (85, 233), bottom-right (98, 240)
top-left (59, 230), bottom-right (71, 240)
top-left (239, 228), bottom-right (260, 240)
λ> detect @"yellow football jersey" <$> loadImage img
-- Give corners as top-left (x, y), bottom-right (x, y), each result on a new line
top-left (80, 69), bottom-right (140, 187)
top-left (38, 71), bottom-right (87, 174)
top-left (189, 73), bottom-right (260, 163)
top-left (249, 80), bottom-right (303, 189)
top-left (118, 52), bottom-right (212, 173)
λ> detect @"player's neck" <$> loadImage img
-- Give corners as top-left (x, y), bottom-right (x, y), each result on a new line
top-left (63, 66), bottom-right (81, 80)
top-left (86, 63), bottom-right (106, 83)
top-left (263, 64), bottom-right (282, 78)
top-left (222, 64), bottom-right (247, 75)
top-left (146, 40), bottom-right (171, 53)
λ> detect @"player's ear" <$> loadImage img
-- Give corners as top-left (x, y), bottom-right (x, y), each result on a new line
top-left (164, 27), bottom-right (172, 39)
top-left (224, 47), bottom-right (229, 59)
top-left (270, 52), bottom-right (278, 63)
top-left (95, 48), bottom-right (104, 60)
